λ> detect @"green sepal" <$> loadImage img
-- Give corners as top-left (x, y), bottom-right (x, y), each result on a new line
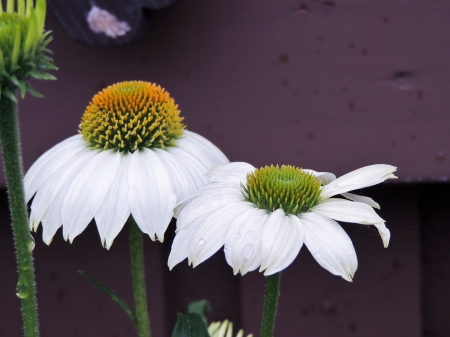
top-left (9, 75), bottom-right (27, 98)
top-left (25, 83), bottom-right (43, 98)
top-left (188, 300), bottom-right (211, 324)
top-left (28, 71), bottom-right (56, 80)
top-left (18, 0), bottom-right (25, 15)
top-left (171, 313), bottom-right (211, 337)
top-left (78, 270), bottom-right (137, 324)
top-left (24, 7), bottom-right (38, 55)
top-left (2, 88), bottom-right (17, 102)
top-left (11, 26), bottom-right (21, 71)
top-left (35, 0), bottom-right (46, 34)
top-left (6, 0), bottom-right (14, 13)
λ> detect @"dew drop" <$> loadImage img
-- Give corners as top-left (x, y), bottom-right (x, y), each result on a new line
top-left (16, 279), bottom-right (29, 299)
top-left (21, 256), bottom-right (31, 270)
top-left (197, 238), bottom-right (205, 245)
top-left (242, 244), bottom-right (253, 259)
top-left (233, 233), bottom-right (241, 241)
top-left (28, 235), bottom-right (35, 252)
top-left (224, 248), bottom-right (228, 254)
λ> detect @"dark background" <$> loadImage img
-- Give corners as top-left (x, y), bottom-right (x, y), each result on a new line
top-left (1, 0), bottom-right (450, 336)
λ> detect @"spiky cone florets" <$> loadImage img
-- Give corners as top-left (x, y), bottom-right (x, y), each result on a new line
top-left (242, 165), bottom-right (322, 215)
top-left (0, 0), bottom-right (57, 102)
top-left (79, 81), bottom-right (185, 153)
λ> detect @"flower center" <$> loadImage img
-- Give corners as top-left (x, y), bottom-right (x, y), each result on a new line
top-left (79, 81), bottom-right (184, 152)
top-left (242, 165), bottom-right (322, 215)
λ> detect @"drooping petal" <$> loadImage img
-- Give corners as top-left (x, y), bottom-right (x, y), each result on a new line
top-left (61, 150), bottom-right (121, 243)
top-left (260, 209), bottom-right (305, 275)
top-left (182, 130), bottom-right (229, 166)
top-left (312, 198), bottom-right (384, 224)
top-left (95, 152), bottom-right (132, 249)
top-left (24, 135), bottom-right (86, 201)
top-left (29, 147), bottom-right (97, 232)
top-left (303, 169), bottom-right (336, 185)
top-left (176, 186), bottom-right (244, 230)
top-left (174, 182), bottom-right (243, 219)
top-left (373, 222), bottom-right (390, 248)
top-left (320, 164), bottom-right (397, 199)
top-left (187, 202), bottom-right (254, 267)
top-left (205, 162), bottom-right (256, 186)
top-left (299, 212), bottom-right (357, 282)
top-left (342, 192), bottom-right (380, 209)
top-left (224, 207), bottom-right (267, 275)
top-left (128, 149), bottom-right (177, 242)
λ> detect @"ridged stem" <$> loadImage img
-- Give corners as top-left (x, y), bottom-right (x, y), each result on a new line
top-left (129, 217), bottom-right (151, 337)
top-left (0, 95), bottom-right (39, 337)
top-left (260, 273), bottom-right (281, 337)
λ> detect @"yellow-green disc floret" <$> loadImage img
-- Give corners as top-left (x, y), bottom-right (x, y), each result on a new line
top-left (0, 0), bottom-right (57, 101)
top-left (242, 165), bottom-right (322, 215)
top-left (79, 81), bottom-right (185, 153)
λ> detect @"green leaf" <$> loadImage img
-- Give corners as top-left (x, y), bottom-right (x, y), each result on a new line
top-left (28, 71), bottom-right (56, 80)
top-left (9, 76), bottom-right (27, 98)
top-left (171, 313), bottom-right (211, 337)
top-left (78, 270), bottom-right (137, 324)
top-left (25, 83), bottom-right (43, 98)
top-left (188, 300), bottom-right (211, 324)
top-left (2, 88), bottom-right (17, 102)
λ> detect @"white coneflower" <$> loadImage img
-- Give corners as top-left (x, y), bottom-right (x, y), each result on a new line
top-left (25, 81), bottom-right (228, 248)
top-left (169, 162), bottom-right (396, 281)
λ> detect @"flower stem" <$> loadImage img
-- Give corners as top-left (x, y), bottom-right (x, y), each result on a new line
top-left (0, 95), bottom-right (39, 337)
top-left (129, 217), bottom-right (151, 337)
top-left (260, 273), bottom-right (281, 337)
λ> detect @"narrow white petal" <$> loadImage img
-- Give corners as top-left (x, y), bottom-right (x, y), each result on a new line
top-left (204, 162), bottom-right (256, 186)
top-left (62, 150), bottom-right (121, 243)
top-left (29, 147), bottom-right (96, 232)
top-left (303, 169), bottom-right (336, 185)
top-left (342, 192), bottom-right (380, 209)
top-left (128, 149), bottom-right (176, 242)
top-left (260, 209), bottom-right (304, 275)
top-left (24, 135), bottom-right (86, 201)
top-left (188, 202), bottom-right (254, 267)
top-left (321, 164), bottom-right (397, 199)
top-left (313, 198), bottom-right (384, 224)
top-left (299, 212), bottom-right (357, 281)
top-left (373, 222), bottom-right (390, 248)
top-left (95, 152), bottom-right (132, 249)
top-left (174, 182), bottom-right (243, 219)
top-left (224, 208), bottom-right (267, 275)
top-left (182, 130), bottom-right (229, 165)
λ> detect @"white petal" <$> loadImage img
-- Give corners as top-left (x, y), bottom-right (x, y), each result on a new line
top-left (181, 130), bottom-right (229, 165)
top-left (260, 209), bottom-right (304, 275)
top-left (188, 202), bottom-right (254, 267)
top-left (176, 187), bottom-right (244, 230)
top-left (299, 212), bottom-right (357, 282)
top-left (312, 198), bottom-right (384, 224)
top-left (205, 162), bottom-right (256, 186)
top-left (95, 152), bottom-right (132, 249)
top-left (61, 150), bottom-right (121, 243)
top-left (128, 149), bottom-right (176, 242)
top-left (24, 135), bottom-right (86, 201)
top-left (320, 164), bottom-right (397, 199)
top-left (342, 192), bottom-right (380, 209)
top-left (224, 208), bottom-right (267, 275)
top-left (303, 169), bottom-right (336, 185)
top-left (29, 147), bottom-right (97, 232)
top-left (373, 222), bottom-right (390, 248)
top-left (175, 182), bottom-right (243, 219)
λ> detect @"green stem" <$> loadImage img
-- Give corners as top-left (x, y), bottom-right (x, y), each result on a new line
top-left (0, 95), bottom-right (39, 337)
top-left (129, 217), bottom-right (151, 337)
top-left (260, 273), bottom-right (281, 337)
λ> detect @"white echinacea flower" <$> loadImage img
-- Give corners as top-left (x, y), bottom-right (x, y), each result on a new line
top-left (168, 162), bottom-right (396, 281)
top-left (24, 81), bottom-right (228, 248)
top-left (208, 320), bottom-right (253, 337)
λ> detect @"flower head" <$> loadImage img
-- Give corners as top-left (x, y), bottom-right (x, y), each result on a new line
top-left (168, 162), bottom-right (396, 281)
top-left (208, 320), bottom-right (253, 337)
top-left (25, 81), bottom-right (229, 248)
top-left (0, 0), bottom-right (56, 101)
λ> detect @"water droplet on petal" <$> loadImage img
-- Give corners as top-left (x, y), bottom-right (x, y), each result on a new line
top-left (234, 233), bottom-right (241, 241)
top-left (242, 244), bottom-right (253, 259)
top-left (198, 238), bottom-right (205, 245)
top-left (16, 278), bottom-right (29, 299)
top-left (28, 235), bottom-right (35, 252)
top-left (224, 248), bottom-right (228, 254)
